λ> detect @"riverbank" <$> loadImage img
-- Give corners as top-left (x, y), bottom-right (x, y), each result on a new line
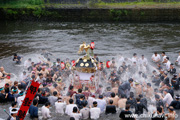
top-left (1, 2), bottom-right (180, 22)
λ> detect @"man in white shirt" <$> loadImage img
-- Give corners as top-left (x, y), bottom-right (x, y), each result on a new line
top-left (161, 52), bottom-right (167, 63)
top-left (90, 101), bottom-right (101, 119)
top-left (152, 52), bottom-right (161, 63)
top-left (165, 57), bottom-right (171, 70)
top-left (163, 89), bottom-right (173, 106)
top-left (175, 52), bottom-right (180, 66)
top-left (65, 99), bottom-right (78, 116)
top-left (41, 102), bottom-right (51, 119)
top-left (24, 58), bottom-right (32, 68)
top-left (131, 53), bottom-right (138, 64)
top-left (17, 91), bottom-right (25, 107)
top-left (70, 107), bottom-right (82, 120)
top-left (55, 98), bottom-right (66, 115)
top-left (138, 55), bottom-right (148, 66)
top-left (118, 55), bottom-right (124, 65)
top-left (96, 95), bottom-right (106, 113)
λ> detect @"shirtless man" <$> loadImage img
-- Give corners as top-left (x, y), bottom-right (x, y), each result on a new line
top-left (108, 92), bottom-right (119, 107)
top-left (111, 84), bottom-right (119, 95)
top-left (133, 82), bottom-right (142, 97)
top-left (118, 94), bottom-right (127, 110)
top-left (40, 66), bottom-right (49, 78)
top-left (165, 106), bottom-right (176, 120)
top-left (143, 83), bottom-right (154, 99)
top-left (0, 67), bottom-right (10, 79)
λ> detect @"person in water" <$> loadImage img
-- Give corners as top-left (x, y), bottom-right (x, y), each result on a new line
top-left (13, 53), bottom-right (22, 64)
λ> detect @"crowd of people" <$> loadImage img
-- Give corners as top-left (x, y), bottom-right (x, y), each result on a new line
top-left (0, 51), bottom-right (180, 120)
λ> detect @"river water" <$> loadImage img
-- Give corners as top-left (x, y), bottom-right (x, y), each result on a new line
top-left (0, 21), bottom-right (180, 119)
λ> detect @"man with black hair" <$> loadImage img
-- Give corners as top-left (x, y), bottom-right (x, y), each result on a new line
top-left (9, 102), bottom-right (18, 114)
top-left (163, 89), bottom-right (173, 106)
top-left (90, 101), bottom-right (101, 119)
top-left (55, 98), bottom-right (66, 115)
top-left (48, 91), bottom-right (58, 106)
top-left (169, 63), bottom-right (176, 75)
top-left (108, 92), bottom-right (119, 107)
top-left (8, 108), bottom-right (19, 120)
top-left (167, 84), bottom-right (174, 98)
top-left (152, 52), bottom-right (161, 63)
top-left (82, 87), bottom-right (91, 99)
top-left (29, 99), bottom-right (39, 120)
top-left (118, 78), bottom-right (133, 98)
top-left (68, 85), bottom-right (77, 97)
top-left (41, 102), bottom-right (51, 119)
top-left (105, 100), bottom-right (116, 114)
top-left (152, 106), bottom-right (165, 120)
top-left (161, 52), bottom-right (167, 64)
top-left (35, 73), bottom-right (45, 84)
top-left (118, 94), bottom-right (127, 109)
top-left (75, 89), bottom-right (85, 104)
top-left (169, 95), bottom-right (180, 110)
top-left (171, 74), bottom-right (179, 90)
top-left (126, 92), bottom-right (136, 108)
top-left (119, 104), bottom-right (135, 120)
top-left (35, 88), bottom-right (48, 104)
top-left (165, 57), bottom-right (171, 71)
top-left (80, 101), bottom-right (90, 119)
top-left (76, 95), bottom-right (87, 110)
top-left (13, 53), bottom-right (22, 64)
top-left (70, 107), bottom-right (82, 120)
top-left (65, 99), bottom-right (78, 116)
top-left (155, 94), bottom-right (164, 108)
top-left (96, 95), bottom-right (106, 113)
top-left (135, 97), bottom-right (148, 115)
top-left (139, 94), bottom-right (147, 108)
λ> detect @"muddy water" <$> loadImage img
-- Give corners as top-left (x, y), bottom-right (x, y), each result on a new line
top-left (0, 21), bottom-right (180, 119)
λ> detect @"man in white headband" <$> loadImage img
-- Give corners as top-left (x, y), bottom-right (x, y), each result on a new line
top-left (10, 108), bottom-right (18, 120)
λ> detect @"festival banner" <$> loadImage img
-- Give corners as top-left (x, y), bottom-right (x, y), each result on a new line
top-left (17, 80), bottom-right (40, 120)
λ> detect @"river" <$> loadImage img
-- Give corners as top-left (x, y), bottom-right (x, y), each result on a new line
top-left (0, 21), bottom-right (180, 119)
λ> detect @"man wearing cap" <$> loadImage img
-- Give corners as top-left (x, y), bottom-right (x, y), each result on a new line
top-left (171, 74), bottom-right (179, 90)
top-left (118, 78), bottom-right (133, 98)
top-left (55, 98), bottom-right (66, 115)
top-left (0, 87), bottom-right (8, 103)
top-left (132, 82), bottom-right (142, 97)
top-left (163, 89), bottom-right (173, 107)
top-left (8, 108), bottom-right (19, 120)
top-left (169, 95), bottom-right (180, 110)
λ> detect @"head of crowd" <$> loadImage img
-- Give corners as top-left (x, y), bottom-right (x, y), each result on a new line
top-left (0, 51), bottom-right (180, 120)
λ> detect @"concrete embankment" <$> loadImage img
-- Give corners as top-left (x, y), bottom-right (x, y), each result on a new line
top-left (0, 8), bottom-right (180, 22)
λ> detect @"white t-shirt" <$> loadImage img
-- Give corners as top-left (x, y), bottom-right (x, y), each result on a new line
top-left (118, 57), bottom-right (124, 64)
top-left (138, 58), bottom-right (148, 66)
top-left (163, 93), bottom-right (173, 105)
top-left (176, 56), bottom-right (180, 65)
top-left (17, 95), bottom-right (25, 107)
top-left (70, 113), bottom-right (82, 120)
top-left (131, 57), bottom-right (138, 64)
top-left (55, 102), bottom-right (66, 114)
top-left (41, 106), bottom-right (51, 119)
top-left (162, 55), bottom-right (167, 63)
top-left (65, 104), bottom-right (78, 116)
top-left (152, 54), bottom-right (161, 62)
top-left (166, 60), bottom-right (171, 70)
top-left (90, 107), bottom-right (101, 119)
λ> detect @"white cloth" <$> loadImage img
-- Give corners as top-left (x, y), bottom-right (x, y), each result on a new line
top-left (65, 104), bottom-right (78, 116)
top-left (138, 58), bottom-right (148, 66)
top-left (87, 97), bottom-right (95, 107)
top-left (96, 99), bottom-right (106, 113)
top-left (162, 55), bottom-right (167, 63)
top-left (41, 106), bottom-right (51, 119)
top-left (70, 113), bottom-right (82, 120)
top-left (152, 54), bottom-right (161, 62)
top-left (24, 60), bottom-right (31, 68)
top-left (19, 74), bottom-right (28, 82)
top-left (166, 60), bottom-right (171, 70)
top-left (90, 107), bottom-right (101, 119)
top-left (55, 102), bottom-right (66, 114)
top-left (176, 56), bottom-right (180, 65)
top-left (163, 93), bottom-right (173, 105)
top-left (17, 95), bottom-right (25, 107)
top-left (131, 57), bottom-right (138, 63)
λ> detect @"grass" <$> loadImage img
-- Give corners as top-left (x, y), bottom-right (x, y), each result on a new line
top-left (1, 1), bottom-right (180, 9)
